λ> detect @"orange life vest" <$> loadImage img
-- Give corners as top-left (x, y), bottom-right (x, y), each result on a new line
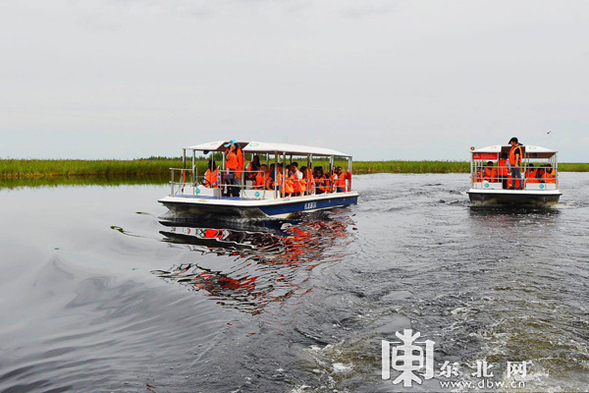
top-left (507, 174), bottom-right (521, 189)
top-left (316, 176), bottom-right (329, 192)
top-left (544, 169), bottom-right (556, 183)
top-left (254, 172), bottom-right (268, 188)
top-left (306, 174), bottom-right (315, 194)
top-left (246, 162), bottom-right (259, 180)
top-left (526, 169), bottom-right (538, 184)
top-left (292, 170), bottom-right (306, 194)
top-left (336, 173), bottom-right (347, 191)
top-left (236, 148), bottom-right (244, 179)
top-left (204, 168), bottom-right (219, 188)
top-left (226, 151), bottom-right (239, 170)
top-left (497, 159), bottom-right (508, 176)
top-left (482, 167), bottom-right (495, 182)
top-left (282, 171), bottom-right (294, 194)
top-left (509, 145), bottom-right (522, 166)
top-left (269, 171), bottom-right (282, 191)
top-left (473, 171), bottom-right (483, 182)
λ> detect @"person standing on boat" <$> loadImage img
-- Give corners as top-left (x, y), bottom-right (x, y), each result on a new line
top-left (508, 137), bottom-right (523, 190)
top-left (225, 143), bottom-right (241, 197)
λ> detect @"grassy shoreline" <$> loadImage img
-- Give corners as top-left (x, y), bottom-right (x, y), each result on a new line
top-left (1, 159), bottom-right (588, 179)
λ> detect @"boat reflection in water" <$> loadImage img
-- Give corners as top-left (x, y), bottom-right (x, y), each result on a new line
top-left (152, 213), bottom-right (353, 314)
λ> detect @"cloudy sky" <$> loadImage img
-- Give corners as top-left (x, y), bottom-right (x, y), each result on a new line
top-left (1, 0), bottom-right (588, 161)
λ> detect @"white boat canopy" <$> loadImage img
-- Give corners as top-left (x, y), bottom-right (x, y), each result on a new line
top-left (184, 140), bottom-right (351, 157)
top-left (472, 145), bottom-right (557, 159)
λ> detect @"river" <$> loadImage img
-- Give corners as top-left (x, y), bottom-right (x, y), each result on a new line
top-left (0, 173), bottom-right (587, 392)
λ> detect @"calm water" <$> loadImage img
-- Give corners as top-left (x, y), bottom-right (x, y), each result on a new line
top-left (0, 173), bottom-right (588, 392)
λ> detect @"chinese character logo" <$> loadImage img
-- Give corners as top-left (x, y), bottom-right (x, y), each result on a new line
top-left (382, 329), bottom-right (435, 387)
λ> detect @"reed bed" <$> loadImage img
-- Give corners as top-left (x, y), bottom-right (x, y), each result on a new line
top-left (1, 159), bottom-right (588, 181)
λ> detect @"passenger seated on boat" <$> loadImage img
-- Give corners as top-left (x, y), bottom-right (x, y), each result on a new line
top-left (291, 162), bottom-right (305, 196)
top-left (536, 168), bottom-right (545, 183)
top-left (281, 163), bottom-right (295, 197)
top-left (203, 159), bottom-right (219, 188)
top-left (497, 153), bottom-right (509, 189)
top-left (254, 164), bottom-right (269, 189)
top-left (246, 155), bottom-right (261, 181)
top-left (335, 166), bottom-right (349, 192)
top-left (525, 164), bottom-right (538, 184)
top-left (482, 161), bottom-right (496, 182)
top-left (314, 167), bottom-right (329, 194)
top-left (300, 166), bottom-right (313, 195)
top-left (544, 164), bottom-right (557, 183)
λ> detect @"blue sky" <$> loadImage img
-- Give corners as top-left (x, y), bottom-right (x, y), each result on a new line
top-left (1, 0), bottom-right (588, 161)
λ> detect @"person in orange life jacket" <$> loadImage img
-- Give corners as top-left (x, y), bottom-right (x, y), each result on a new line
top-left (314, 167), bottom-right (329, 194)
top-left (269, 163), bottom-right (284, 195)
top-left (224, 139), bottom-right (244, 180)
top-left (271, 163), bottom-right (291, 197)
top-left (334, 166), bottom-right (347, 192)
top-left (508, 137), bottom-right (523, 190)
top-left (254, 164), bottom-right (269, 189)
top-left (497, 152), bottom-right (509, 189)
top-left (544, 164), bottom-right (557, 183)
top-left (301, 166), bottom-right (314, 195)
top-left (525, 163), bottom-right (538, 184)
top-left (203, 159), bottom-right (219, 188)
top-left (482, 161), bottom-right (496, 182)
top-left (290, 162), bottom-right (305, 196)
top-left (224, 142), bottom-right (241, 197)
top-left (246, 155), bottom-right (261, 181)
top-left (281, 163), bottom-right (294, 196)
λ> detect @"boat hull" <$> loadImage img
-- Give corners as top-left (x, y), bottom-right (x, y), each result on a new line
top-left (159, 192), bottom-right (359, 219)
top-left (468, 189), bottom-right (561, 206)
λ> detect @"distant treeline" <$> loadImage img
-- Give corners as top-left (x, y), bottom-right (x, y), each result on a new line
top-left (1, 159), bottom-right (588, 179)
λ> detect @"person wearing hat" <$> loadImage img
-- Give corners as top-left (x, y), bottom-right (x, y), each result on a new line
top-left (224, 142), bottom-right (241, 197)
top-left (508, 137), bottom-right (523, 190)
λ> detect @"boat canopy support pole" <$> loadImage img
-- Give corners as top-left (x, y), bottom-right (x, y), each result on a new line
top-left (182, 149), bottom-right (186, 169)
top-left (348, 156), bottom-right (353, 191)
top-left (282, 151), bottom-right (286, 198)
top-left (274, 152), bottom-right (278, 199)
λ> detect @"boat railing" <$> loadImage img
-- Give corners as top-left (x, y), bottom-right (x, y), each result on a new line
top-left (170, 166), bottom-right (198, 195)
top-left (471, 163), bottom-right (558, 190)
top-left (173, 168), bottom-right (353, 199)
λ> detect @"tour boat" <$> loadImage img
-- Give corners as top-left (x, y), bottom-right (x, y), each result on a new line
top-left (467, 144), bottom-right (562, 205)
top-left (158, 141), bottom-right (359, 218)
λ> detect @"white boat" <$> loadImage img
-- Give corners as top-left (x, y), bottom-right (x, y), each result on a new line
top-left (467, 144), bottom-right (562, 205)
top-left (159, 141), bottom-right (359, 218)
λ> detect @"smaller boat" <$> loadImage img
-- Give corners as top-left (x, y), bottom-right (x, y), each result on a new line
top-left (467, 144), bottom-right (562, 205)
top-left (159, 141), bottom-right (359, 218)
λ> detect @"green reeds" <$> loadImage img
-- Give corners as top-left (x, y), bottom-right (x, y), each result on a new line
top-left (1, 158), bottom-right (588, 184)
